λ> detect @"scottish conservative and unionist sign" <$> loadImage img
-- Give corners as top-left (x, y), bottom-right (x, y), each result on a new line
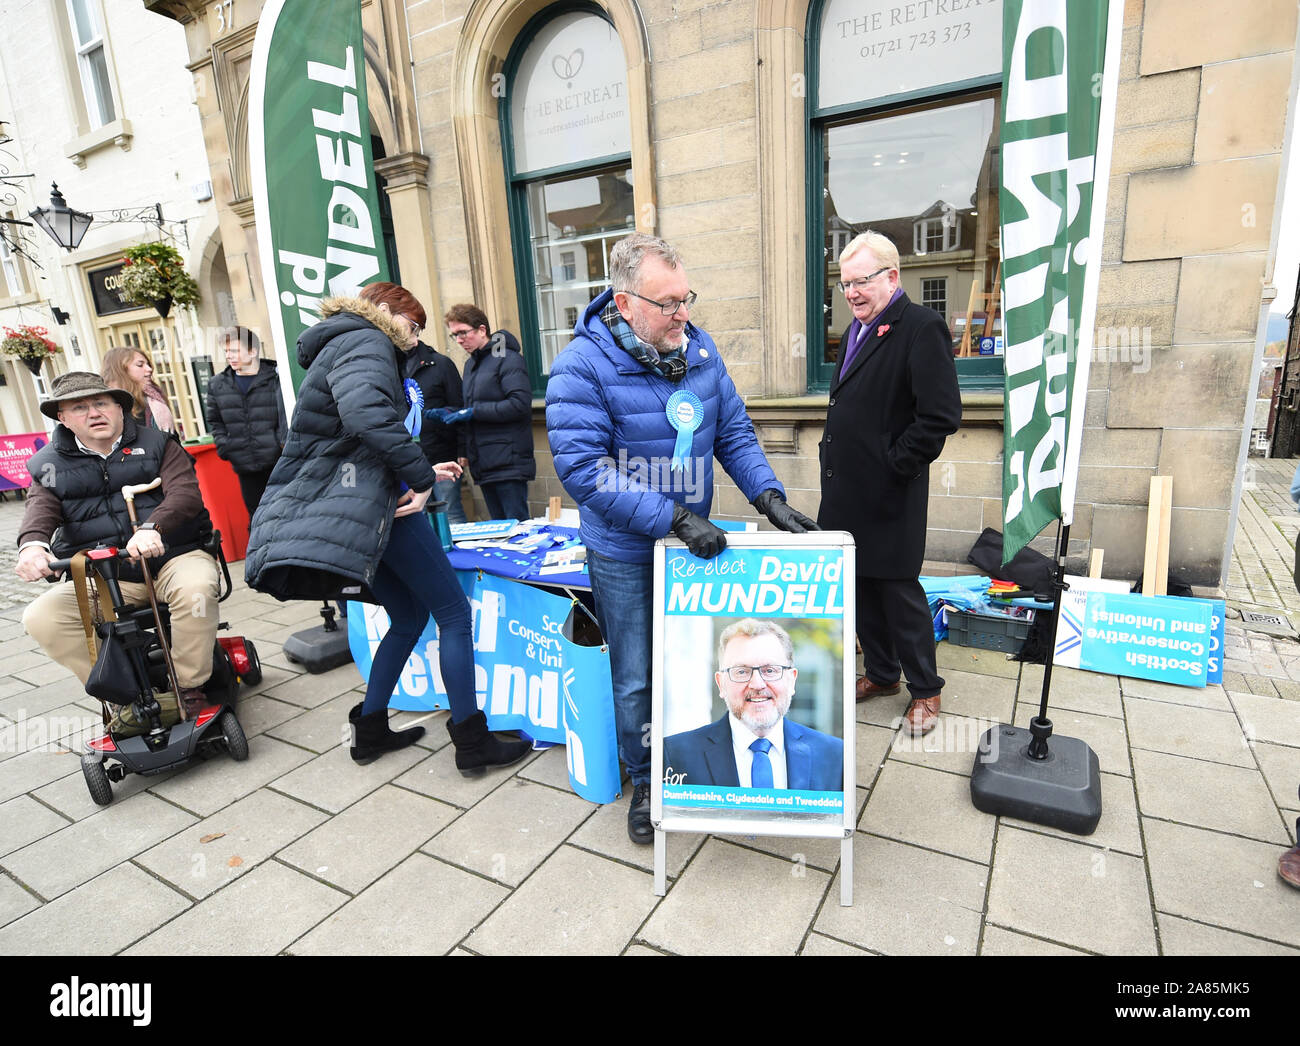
top-left (651, 532), bottom-right (856, 842)
top-left (1054, 590), bottom-right (1212, 688)
top-left (347, 571), bottom-right (620, 803)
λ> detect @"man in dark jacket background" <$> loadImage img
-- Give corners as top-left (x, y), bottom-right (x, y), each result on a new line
top-left (441, 304), bottom-right (535, 522)
top-left (15, 372), bottom-right (221, 716)
top-left (206, 326), bottom-right (287, 516)
top-left (818, 230), bottom-right (961, 738)
top-left (409, 336), bottom-right (468, 523)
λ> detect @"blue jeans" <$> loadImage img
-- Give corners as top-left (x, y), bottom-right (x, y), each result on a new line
top-left (585, 549), bottom-right (654, 787)
top-left (363, 513), bottom-right (476, 721)
top-left (481, 480), bottom-right (529, 521)
top-left (433, 475), bottom-right (467, 524)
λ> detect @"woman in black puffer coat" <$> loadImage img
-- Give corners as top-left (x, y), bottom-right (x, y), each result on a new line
top-left (245, 282), bottom-right (529, 773)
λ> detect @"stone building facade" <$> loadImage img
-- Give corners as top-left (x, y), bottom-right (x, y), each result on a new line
top-left (0, 0), bottom-right (224, 437)
top-left (148, 0), bottom-right (1299, 587)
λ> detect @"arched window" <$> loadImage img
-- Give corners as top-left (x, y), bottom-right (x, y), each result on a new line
top-left (503, 4), bottom-right (635, 394)
top-left (806, 0), bottom-right (1004, 390)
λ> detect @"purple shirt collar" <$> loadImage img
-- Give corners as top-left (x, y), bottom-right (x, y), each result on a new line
top-left (840, 287), bottom-right (904, 373)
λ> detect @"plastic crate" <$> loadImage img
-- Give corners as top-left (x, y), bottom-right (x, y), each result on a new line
top-left (946, 607), bottom-right (1034, 654)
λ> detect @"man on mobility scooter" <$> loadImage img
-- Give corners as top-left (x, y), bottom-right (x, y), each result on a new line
top-left (14, 371), bottom-right (222, 718)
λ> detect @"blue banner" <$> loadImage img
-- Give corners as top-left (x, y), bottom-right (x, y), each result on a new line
top-left (347, 571), bottom-right (620, 803)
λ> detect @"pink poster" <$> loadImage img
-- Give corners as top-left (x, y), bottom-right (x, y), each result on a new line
top-left (0, 432), bottom-right (48, 490)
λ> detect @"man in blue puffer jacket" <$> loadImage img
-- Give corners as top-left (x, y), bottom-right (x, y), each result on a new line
top-left (546, 233), bottom-right (818, 844)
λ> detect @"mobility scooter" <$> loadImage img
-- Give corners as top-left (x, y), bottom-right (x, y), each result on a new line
top-left (54, 479), bottom-right (262, 805)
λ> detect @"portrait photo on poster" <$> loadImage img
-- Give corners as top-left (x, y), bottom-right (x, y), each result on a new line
top-left (653, 534), bottom-right (855, 834)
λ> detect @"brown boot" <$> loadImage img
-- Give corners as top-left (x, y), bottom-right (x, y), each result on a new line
top-left (902, 695), bottom-right (940, 737)
top-left (855, 676), bottom-right (901, 702)
top-left (1280, 845), bottom-right (1300, 889)
top-left (178, 686), bottom-right (207, 718)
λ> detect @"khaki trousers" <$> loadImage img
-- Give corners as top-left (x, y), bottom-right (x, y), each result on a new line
top-left (23, 549), bottom-right (222, 690)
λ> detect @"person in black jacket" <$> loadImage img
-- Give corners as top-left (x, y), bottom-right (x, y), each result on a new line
top-left (244, 282), bottom-right (530, 774)
top-left (206, 326), bottom-right (287, 515)
top-left (442, 304), bottom-right (536, 521)
top-left (407, 338), bottom-right (467, 523)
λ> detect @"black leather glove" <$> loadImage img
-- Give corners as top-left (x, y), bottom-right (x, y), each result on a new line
top-left (671, 503), bottom-right (727, 559)
top-left (753, 489), bottom-right (820, 533)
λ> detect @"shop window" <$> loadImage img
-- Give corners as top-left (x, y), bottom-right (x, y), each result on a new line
top-left (503, 4), bottom-right (634, 394)
top-left (807, 0), bottom-right (1003, 391)
top-left (66, 0), bottom-right (116, 128)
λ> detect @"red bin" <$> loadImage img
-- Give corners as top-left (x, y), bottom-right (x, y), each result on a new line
top-left (183, 441), bottom-right (250, 563)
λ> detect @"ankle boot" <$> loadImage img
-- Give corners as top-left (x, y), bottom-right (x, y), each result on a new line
top-left (349, 702), bottom-right (425, 765)
top-left (445, 710), bottom-right (531, 777)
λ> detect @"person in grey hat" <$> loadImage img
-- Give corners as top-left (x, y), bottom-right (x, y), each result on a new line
top-left (14, 371), bottom-right (221, 716)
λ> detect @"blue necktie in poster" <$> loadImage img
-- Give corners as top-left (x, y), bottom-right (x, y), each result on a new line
top-left (347, 571), bottom-right (620, 803)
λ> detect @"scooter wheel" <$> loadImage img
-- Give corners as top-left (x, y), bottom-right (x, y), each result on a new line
top-left (240, 640), bottom-right (262, 687)
top-left (81, 753), bottom-right (113, 806)
top-left (218, 709), bottom-right (249, 762)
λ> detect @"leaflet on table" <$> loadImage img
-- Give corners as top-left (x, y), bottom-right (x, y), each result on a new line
top-left (449, 519), bottom-right (520, 542)
top-left (346, 570), bottom-right (620, 803)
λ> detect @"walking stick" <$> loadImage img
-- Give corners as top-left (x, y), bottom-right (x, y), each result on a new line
top-left (121, 479), bottom-right (187, 720)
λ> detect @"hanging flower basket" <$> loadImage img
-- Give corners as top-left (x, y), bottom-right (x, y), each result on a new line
top-left (1, 325), bottom-right (61, 374)
top-left (119, 242), bottom-right (200, 313)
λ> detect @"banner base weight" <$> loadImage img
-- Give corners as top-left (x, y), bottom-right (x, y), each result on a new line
top-left (970, 724), bottom-right (1101, 835)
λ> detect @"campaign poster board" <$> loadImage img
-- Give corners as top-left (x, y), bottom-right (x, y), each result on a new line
top-left (1054, 589), bottom-right (1211, 688)
top-left (0, 432), bottom-right (48, 490)
top-left (652, 532), bottom-right (856, 843)
top-left (346, 570), bottom-right (620, 804)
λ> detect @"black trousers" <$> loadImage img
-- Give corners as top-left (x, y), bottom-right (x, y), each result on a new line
top-left (855, 576), bottom-right (944, 701)
top-left (236, 468), bottom-right (275, 517)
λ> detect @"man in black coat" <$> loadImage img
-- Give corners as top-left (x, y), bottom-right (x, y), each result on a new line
top-left (818, 231), bottom-right (961, 737)
top-left (206, 326), bottom-right (287, 515)
top-left (443, 303), bottom-right (536, 522)
top-left (408, 338), bottom-right (468, 523)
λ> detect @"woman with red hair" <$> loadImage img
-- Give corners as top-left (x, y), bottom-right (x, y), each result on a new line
top-left (246, 281), bottom-right (530, 773)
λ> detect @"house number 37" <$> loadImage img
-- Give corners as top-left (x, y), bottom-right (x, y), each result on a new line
top-left (213, 0), bottom-right (234, 33)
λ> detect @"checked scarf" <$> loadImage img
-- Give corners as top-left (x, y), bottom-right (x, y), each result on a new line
top-left (601, 301), bottom-right (687, 382)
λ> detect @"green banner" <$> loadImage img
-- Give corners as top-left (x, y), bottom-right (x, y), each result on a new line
top-left (249, 0), bottom-right (390, 395)
top-left (999, 0), bottom-right (1109, 562)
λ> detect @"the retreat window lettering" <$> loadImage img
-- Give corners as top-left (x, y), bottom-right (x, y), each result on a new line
top-left (505, 6), bottom-right (635, 393)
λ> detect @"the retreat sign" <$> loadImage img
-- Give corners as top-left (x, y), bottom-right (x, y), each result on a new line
top-left (817, 0), bottom-right (1003, 110)
top-left (652, 533), bottom-right (856, 837)
top-left (347, 571), bottom-right (620, 804)
top-left (509, 9), bottom-right (631, 174)
top-left (249, 0), bottom-right (390, 398)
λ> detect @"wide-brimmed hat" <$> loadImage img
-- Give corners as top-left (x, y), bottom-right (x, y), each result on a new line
top-left (40, 371), bottom-right (135, 420)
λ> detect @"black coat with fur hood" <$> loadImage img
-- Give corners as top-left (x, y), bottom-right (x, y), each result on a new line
top-left (244, 296), bottom-right (436, 601)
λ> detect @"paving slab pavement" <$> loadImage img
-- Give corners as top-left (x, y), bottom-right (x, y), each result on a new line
top-left (0, 461), bottom-right (1296, 957)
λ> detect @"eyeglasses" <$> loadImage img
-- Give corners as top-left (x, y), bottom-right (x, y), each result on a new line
top-left (401, 316), bottom-right (424, 337)
top-left (836, 267), bottom-right (892, 294)
top-left (722, 664), bottom-right (792, 683)
top-left (448, 327), bottom-right (478, 341)
top-left (59, 397), bottom-right (116, 418)
top-left (625, 290), bottom-right (698, 316)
